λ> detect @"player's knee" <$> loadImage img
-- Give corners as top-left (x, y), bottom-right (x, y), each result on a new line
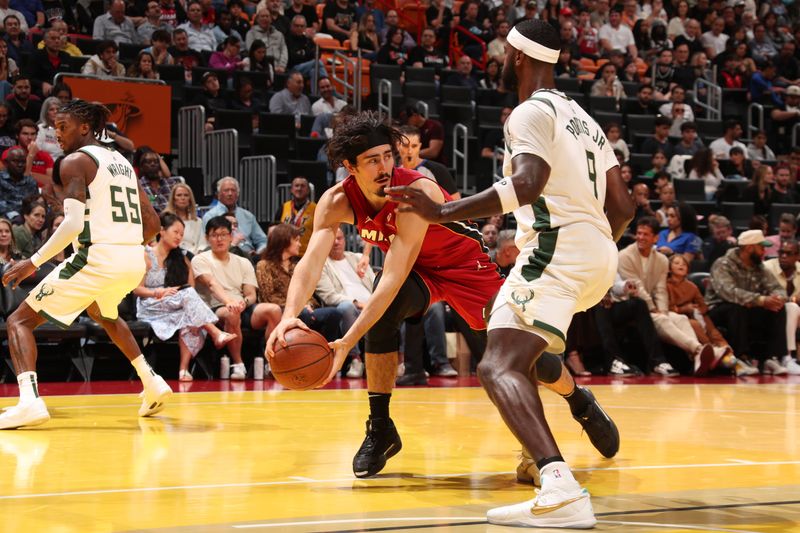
top-left (534, 352), bottom-right (564, 384)
top-left (476, 359), bottom-right (502, 387)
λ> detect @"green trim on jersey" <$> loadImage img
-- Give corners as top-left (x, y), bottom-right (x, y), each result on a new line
top-left (532, 197), bottom-right (551, 231)
top-left (58, 247), bottom-right (89, 280)
top-left (77, 147), bottom-right (100, 167)
top-left (37, 309), bottom-right (70, 330)
top-left (526, 96), bottom-right (557, 117)
top-left (77, 207), bottom-right (91, 247)
top-left (521, 229), bottom-right (559, 282)
top-left (533, 319), bottom-right (565, 343)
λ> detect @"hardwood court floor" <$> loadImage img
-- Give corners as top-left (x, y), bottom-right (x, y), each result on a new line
top-left (0, 379), bottom-right (798, 532)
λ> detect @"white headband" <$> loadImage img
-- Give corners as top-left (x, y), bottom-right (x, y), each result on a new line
top-left (506, 27), bottom-right (560, 64)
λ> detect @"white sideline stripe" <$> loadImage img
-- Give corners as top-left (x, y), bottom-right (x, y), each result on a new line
top-left (1, 460), bottom-right (799, 501)
top-left (232, 516), bottom-right (486, 529)
top-left (597, 520), bottom-right (763, 533)
top-left (23, 398), bottom-right (800, 416)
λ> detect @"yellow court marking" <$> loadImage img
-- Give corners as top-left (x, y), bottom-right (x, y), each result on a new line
top-left (0, 384), bottom-right (798, 532)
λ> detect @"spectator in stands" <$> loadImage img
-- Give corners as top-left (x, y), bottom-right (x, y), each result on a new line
top-left (6, 76), bottom-right (39, 123)
top-left (599, 6), bottom-right (637, 59)
top-left (312, 77), bottom-right (347, 115)
top-left (349, 13), bottom-right (379, 58)
top-left (212, 9), bottom-right (244, 46)
top-left (643, 152), bottom-right (669, 178)
top-left (426, 0), bottom-right (453, 45)
top-left (247, 10), bottom-right (287, 73)
top-left (0, 39), bottom-right (18, 91)
top-left (127, 50), bottom-right (160, 80)
top-left (666, 254), bottom-right (739, 372)
top-left (241, 39), bottom-right (275, 89)
top-left (660, 86), bottom-right (694, 123)
top-left (275, 176), bottom-right (316, 256)
top-left (482, 223), bottom-right (498, 261)
top-left (376, 26), bottom-right (407, 66)
top-left (50, 82), bottom-right (70, 105)
top-left (145, 29), bottom-right (174, 66)
top-left (594, 272), bottom-right (660, 376)
top-left (775, 42), bottom-right (799, 87)
top-left (772, 166), bottom-right (797, 204)
top-left (444, 55), bottom-right (479, 97)
top-left (717, 53), bottom-right (744, 89)
top-left (0, 146), bottom-right (35, 220)
top-left (323, 0), bottom-right (356, 43)
top-left (480, 58), bottom-right (502, 89)
top-left (137, 148), bottom-right (180, 214)
top-left (620, 216), bottom-right (712, 375)
top-left (687, 147), bottom-right (723, 200)
top-left (742, 164), bottom-right (775, 215)
top-left (480, 106), bottom-right (511, 162)
top-left (456, 1), bottom-right (494, 61)
top-left (555, 47), bottom-right (578, 78)
top-left (764, 239), bottom-right (800, 374)
top-left (655, 181), bottom-right (675, 226)
top-left (590, 62), bottom-right (624, 101)
top-left (625, 84), bottom-right (659, 116)
top-left (657, 202), bottom-right (702, 262)
top-left (0, 103), bottom-right (14, 151)
top-left (632, 19), bottom-right (654, 60)
top-left (673, 121), bottom-right (703, 157)
top-left (209, 36), bottom-right (243, 73)
top-left (159, 0), bottom-right (187, 28)
top-left (409, 27), bottom-right (449, 71)
top-left (640, 116), bottom-right (674, 158)
top-left (169, 28), bottom-right (204, 71)
top-left (493, 229), bottom-right (518, 277)
top-left (256, 223), bottom-right (341, 341)
top-left (749, 23), bottom-right (778, 63)
top-left (701, 17), bottom-right (728, 59)
top-left (705, 229), bottom-right (789, 374)
top-left (2, 14), bottom-right (32, 64)
top-left (138, 1), bottom-right (173, 45)
top-left (285, 16), bottom-right (325, 80)
top-left (746, 130), bottom-right (776, 162)
top-left (0, 216), bottom-right (19, 265)
top-left (397, 125), bottom-right (460, 198)
top-left (765, 212), bottom-right (797, 252)
top-left (193, 216), bottom-right (280, 380)
top-left (6, 119), bottom-right (51, 187)
top-left (575, 10), bottom-right (599, 60)
top-left (630, 182), bottom-right (656, 228)
top-left (11, 197), bottom-right (44, 258)
top-left (194, 72), bottom-right (226, 130)
top-left (269, 70), bottom-right (310, 115)
top-left (202, 177), bottom-right (267, 257)
top-left (34, 96), bottom-right (60, 160)
top-left (229, 78), bottom-right (263, 127)
top-left (620, 163), bottom-right (633, 186)
top-left (709, 119), bottom-right (747, 160)
top-left (402, 106), bottom-right (445, 164)
top-left (135, 213), bottom-right (237, 382)
top-left (11, 0), bottom-right (43, 28)
top-left (720, 146), bottom-right (754, 181)
top-left (315, 225), bottom-right (376, 378)
top-left (0, 1), bottom-right (28, 32)
top-left (703, 215), bottom-right (737, 265)
top-left (488, 20), bottom-right (509, 63)
top-left (178, 0), bottom-right (217, 52)
top-left (674, 18), bottom-right (703, 56)
top-left (92, 0), bottom-right (138, 44)
top-left (35, 18), bottom-right (81, 57)
top-left (164, 183), bottom-right (206, 255)
top-left (770, 84), bottom-right (800, 154)
top-left (284, 0), bottom-right (318, 33)
top-left (81, 40), bottom-right (126, 79)
top-left (749, 61), bottom-right (784, 106)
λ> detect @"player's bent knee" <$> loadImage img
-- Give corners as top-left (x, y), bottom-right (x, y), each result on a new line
top-left (8, 303), bottom-right (43, 329)
top-left (535, 352), bottom-right (564, 384)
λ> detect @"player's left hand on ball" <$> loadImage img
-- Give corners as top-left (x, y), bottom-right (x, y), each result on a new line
top-left (385, 186), bottom-right (443, 222)
top-left (1, 259), bottom-right (36, 289)
top-left (320, 339), bottom-right (350, 387)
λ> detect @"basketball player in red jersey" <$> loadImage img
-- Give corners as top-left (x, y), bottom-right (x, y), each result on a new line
top-left (267, 112), bottom-right (618, 481)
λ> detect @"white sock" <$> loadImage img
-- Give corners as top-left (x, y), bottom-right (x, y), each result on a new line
top-left (18, 371), bottom-right (39, 403)
top-left (540, 461), bottom-right (579, 490)
top-left (131, 355), bottom-right (155, 384)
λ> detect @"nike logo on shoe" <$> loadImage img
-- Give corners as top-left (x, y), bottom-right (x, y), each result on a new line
top-left (530, 494), bottom-right (587, 516)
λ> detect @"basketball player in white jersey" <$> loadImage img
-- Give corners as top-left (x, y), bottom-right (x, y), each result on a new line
top-left (1, 100), bottom-right (173, 429)
top-left (388, 19), bottom-right (634, 528)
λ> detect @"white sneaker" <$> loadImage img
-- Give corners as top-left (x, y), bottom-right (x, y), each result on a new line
top-left (487, 486), bottom-right (596, 528)
top-left (781, 356), bottom-right (800, 375)
top-left (735, 359), bottom-right (760, 376)
top-left (0, 398), bottom-right (50, 429)
top-left (346, 358), bottom-right (364, 378)
top-left (138, 375), bottom-right (173, 417)
top-left (230, 362), bottom-right (246, 380)
top-left (764, 358), bottom-right (789, 375)
top-left (609, 358), bottom-right (636, 376)
top-left (652, 362), bottom-right (679, 376)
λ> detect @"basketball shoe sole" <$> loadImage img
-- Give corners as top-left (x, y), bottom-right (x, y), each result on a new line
top-left (138, 375), bottom-right (173, 417)
top-left (0, 398), bottom-right (50, 429)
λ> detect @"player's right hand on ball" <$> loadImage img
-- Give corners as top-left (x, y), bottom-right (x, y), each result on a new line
top-left (265, 317), bottom-right (310, 359)
top-left (2, 258), bottom-right (36, 289)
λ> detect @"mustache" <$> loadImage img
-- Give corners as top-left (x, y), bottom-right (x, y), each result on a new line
top-left (376, 173), bottom-right (391, 181)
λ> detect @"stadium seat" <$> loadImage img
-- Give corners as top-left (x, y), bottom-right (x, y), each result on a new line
top-left (721, 202), bottom-right (755, 230)
top-left (157, 64), bottom-right (186, 82)
top-left (476, 105), bottom-right (504, 128)
top-left (626, 114), bottom-right (656, 135)
top-left (441, 85), bottom-right (473, 104)
top-left (252, 134), bottom-right (291, 172)
top-left (191, 67), bottom-right (229, 87)
top-left (554, 77), bottom-right (581, 93)
top-left (695, 118), bottom-right (724, 138)
top-left (404, 81), bottom-right (437, 101)
top-left (295, 136), bottom-right (326, 161)
top-left (629, 153), bottom-right (653, 174)
top-left (214, 109), bottom-right (254, 148)
top-left (589, 95), bottom-right (618, 112)
top-left (259, 113), bottom-right (296, 142)
top-left (405, 67), bottom-right (436, 83)
top-left (719, 179), bottom-right (748, 201)
top-left (674, 178), bottom-right (706, 202)
top-left (769, 203), bottom-right (800, 229)
top-left (287, 160), bottom-right (328, 194)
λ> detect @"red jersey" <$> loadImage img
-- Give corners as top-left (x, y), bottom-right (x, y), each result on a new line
top-left (342, 167), bottom-right (503, 330)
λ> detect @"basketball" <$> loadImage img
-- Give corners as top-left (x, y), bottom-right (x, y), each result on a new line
top-left (271, 328), bottom-right (334, 391)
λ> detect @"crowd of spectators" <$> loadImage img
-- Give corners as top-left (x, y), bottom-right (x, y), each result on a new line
top-left (0, 0), bottom-right (799, 381)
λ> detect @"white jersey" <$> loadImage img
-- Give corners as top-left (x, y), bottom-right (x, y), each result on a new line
top-left (502, 88), bottom-right (617, 250)
top-left (77, 145), bottom-right (144, 247)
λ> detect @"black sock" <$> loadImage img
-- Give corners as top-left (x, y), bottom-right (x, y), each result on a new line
top-left (536, 455), bottom-right (565, 470)
top-left (368, 392), bottom-right (391, 420)
top-left (563, 386), bottom-right (591, 416)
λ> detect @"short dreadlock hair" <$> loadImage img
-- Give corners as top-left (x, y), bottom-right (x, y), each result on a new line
top-left (58, 99), bottom-right (111, 140)
top-left (326, 111), bottom-right (404, 168)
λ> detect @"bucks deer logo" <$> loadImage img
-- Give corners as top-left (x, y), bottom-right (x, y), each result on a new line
top-left (510, 289), bottom-right (534, 313)
top-left (35, 284), bottom-right (54, 301)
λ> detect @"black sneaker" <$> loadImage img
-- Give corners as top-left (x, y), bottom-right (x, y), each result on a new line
top-left (572, 387), bottom-right (620, 458)
top-left (352, 417), bottom-right (403, 478)
top-left (395, 371), bottom-right (428, 386)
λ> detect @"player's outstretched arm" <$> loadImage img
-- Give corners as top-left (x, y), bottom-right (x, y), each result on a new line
top-left (386, 153), bottom-right (550, 223)
top-left (2, 153), bottom-right (90, 288)
top-left (137, 183), bottom-right (160, 244)
top-left (604, 165), bottom-right (635, 242)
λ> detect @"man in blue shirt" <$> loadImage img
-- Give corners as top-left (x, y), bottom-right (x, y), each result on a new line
top-left (201, 177), bottom-right (267, 258)
top-left (0, 146), bottom-right (37, 220)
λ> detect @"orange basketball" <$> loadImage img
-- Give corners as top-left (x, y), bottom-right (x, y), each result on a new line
top-left (271, 329), bottom-right (334, 391)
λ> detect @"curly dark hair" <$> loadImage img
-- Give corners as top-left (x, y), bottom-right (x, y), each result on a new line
top-left (325, 111), bottom-right (404, 168)
top-left (262, 223), bottom-right (302, 263)
top-left (58, 99), bottom-right (110, 140)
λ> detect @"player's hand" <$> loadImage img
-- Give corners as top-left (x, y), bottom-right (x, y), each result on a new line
top-left (265, 317), bottom-right (310, 359)
top-left (385, 185), bottom-right (444, 223)
top-left (356, 254), bottom-right (370, 278)
top-left (320, 338), bottom-right (351, 387)
top-left (2, 258), bottom-right (36, 289)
